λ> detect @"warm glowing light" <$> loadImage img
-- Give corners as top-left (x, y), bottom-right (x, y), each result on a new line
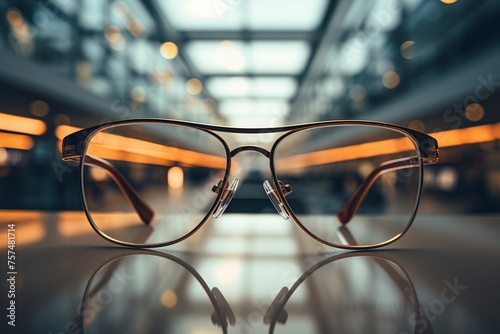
top-left (0, 148), bottom-right (7, 165)
top-left (400, 40), bottom-right (415, 60)
top-left (0, 219), bottom-right (45, 247)
top-left (105, 25), bottom-right (122, 43)
top-left (168, 166), bottom-right (184, 189)
top-left (55, 125), bottom-right (80, 140)
top-left (103, 24), bottom-right (127, 49)
top-left (431, 123), bottom-right (500, 148)
top-left (17, 221), bottom-right (46, 245)
top-left (465, 103), bottom-right (484, 121)
top-left (161, 290), bottom-right (178, 308)
top-left (186, 78), bottom-right (203, 95)
top-left (150, 70), bottom-right (174, 85)
top-left (6, 8), bottom-right (23, 27)
top-left (30, 100), bottom-right (49, 117)
top-left (279, 137), bottom-right (415, 169)
top-left (110, 36), bottom-right (126, 51)
top-left (127, 19), bottom-right (144, 37)
top-left (0, 132), bottom-right (34, 150)
top-left (160, 42), bottom-right (179, 60)
top-left (0, 113), bottom-right (46, 135)
top-left (436, 167), bottom-right (458, 191)
top-left (56, 212), bottom-right (93, 237)
top-left (131, 86), bottom-right (147, 104)
top-left (278, 122), bottom-right (500, 169)
top-left (57, 212), bottom-right (138, 237)
top-left (441, 0), bottom-right (457, 4)
top-left (0, 211), bottom-right (45, 222)
top-left (382, 71), bottom-right (400, 89)
top-left (90, 167), bottom-right (108, 181)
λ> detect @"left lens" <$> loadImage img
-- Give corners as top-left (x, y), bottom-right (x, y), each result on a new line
top-left (272, 124), bottom-right (422, 248)
top-left (81, 122), bottom-right (228, 246)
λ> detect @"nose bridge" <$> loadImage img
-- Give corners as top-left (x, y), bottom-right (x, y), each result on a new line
top-left (230, 146), bottom-right (270, 158)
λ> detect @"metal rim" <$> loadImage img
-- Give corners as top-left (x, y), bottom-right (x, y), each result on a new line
top-left (269, 123), bottom-right (424, 249)
top-left (78, 121), bottom-right (232, 248)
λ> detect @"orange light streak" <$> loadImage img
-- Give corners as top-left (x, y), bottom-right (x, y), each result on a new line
top-left (0, 113), bottom-right (46, 135)
top-left (56, 125), bottom-right (226, 169)
top-left (0, 132), bottom-right (34, 150)
top-left (56, 122), bottom-right (500, 170)
top-left (279, 122), bottom-right (500, 169)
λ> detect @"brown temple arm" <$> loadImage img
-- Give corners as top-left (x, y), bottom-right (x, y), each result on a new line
top-left (337, 156), bottom-right (421, 225)
top-left (84, 155), bottom-right (155, 225)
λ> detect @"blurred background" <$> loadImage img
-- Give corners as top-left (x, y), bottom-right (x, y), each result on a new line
top-left (0, 0), bottom-right (499, 213)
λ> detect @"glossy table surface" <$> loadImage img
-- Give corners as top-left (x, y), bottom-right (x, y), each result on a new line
top-left (1, 211), bottom-right (499, 334)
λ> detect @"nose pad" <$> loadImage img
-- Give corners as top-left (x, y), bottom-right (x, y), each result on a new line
top-left (210, 287), bottom-right (236, 327)
top-left (263, 286), bottom-right (289, 325)
top-left (263, 180), bottom-right (289, 220)
top-left (213, 179), bottom-right (239, 218)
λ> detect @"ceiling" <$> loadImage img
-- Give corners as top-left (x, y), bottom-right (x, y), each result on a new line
top-left (1, 0), bottom-right (500, 129)
top-left (147, 0), bottom-right (332, 127)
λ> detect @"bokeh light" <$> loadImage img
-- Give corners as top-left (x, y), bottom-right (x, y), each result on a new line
top-left (160, 42), bottom-right (179, 60)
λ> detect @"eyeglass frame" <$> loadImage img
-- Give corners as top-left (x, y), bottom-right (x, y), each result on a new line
top-left (62, 119), bottom-right (439, 249)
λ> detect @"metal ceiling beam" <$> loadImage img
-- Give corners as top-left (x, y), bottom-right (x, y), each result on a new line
top-left (289, 0), bottom-right (352, 120)
top-left (181, 30), bottom-right (316, 41)
top-left (201, 73), bottom-right (300, 79)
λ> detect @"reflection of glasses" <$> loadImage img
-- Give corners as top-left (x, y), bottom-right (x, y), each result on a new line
top-left (77, 240), bottom-right (432, 334)
top-left (78, 250), bottom-right (235, 334)
top-left (264, 253), bottom-right (433, 334)
top-left (62, 119), bottom-right (438, 249)
top-left (265, 228), bottom-right (434, 334)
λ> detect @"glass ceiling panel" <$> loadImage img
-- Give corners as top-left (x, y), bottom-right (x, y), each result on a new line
top-left (156, 0), bottom-right (243, 30)
top-left (249, 41), bottom-right (310, 74)
top-left (247, 0), bottom-right (328, 30)
top-left (206, 77), bottom-right (297, 98)
top-left (219, 99), bottom-right (289, 127)
top-left (186, 40), bottom-right (247, 74)
top-left (157, 0), bottom-right (327, 31)
top-left (186, 41), bottom-right (310, 74)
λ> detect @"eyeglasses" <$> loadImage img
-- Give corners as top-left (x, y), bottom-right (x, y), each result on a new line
top-left (61, 119), bottom-right (438, 249)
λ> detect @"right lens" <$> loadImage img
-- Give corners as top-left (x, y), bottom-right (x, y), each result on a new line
top-left (81, 122), bottom-right (228, 246)
top-left (272, 124), bottom-right (422, 248)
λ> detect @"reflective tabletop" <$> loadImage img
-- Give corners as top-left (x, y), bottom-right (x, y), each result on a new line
top-left (1, 211), bottom-right (499, 333)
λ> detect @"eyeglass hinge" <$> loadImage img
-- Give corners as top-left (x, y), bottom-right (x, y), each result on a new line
top-left (212, 180), bottom-right (225, 194)
top-left (424, 147), bottom-right (439, 164)
top-left (61, 145), bottom-right (82, 162)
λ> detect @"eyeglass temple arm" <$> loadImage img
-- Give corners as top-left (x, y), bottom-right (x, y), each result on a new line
top-left (84, 155), bottom-right (155, 225)
top-left (337, 155), bottom-right (436, 225)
